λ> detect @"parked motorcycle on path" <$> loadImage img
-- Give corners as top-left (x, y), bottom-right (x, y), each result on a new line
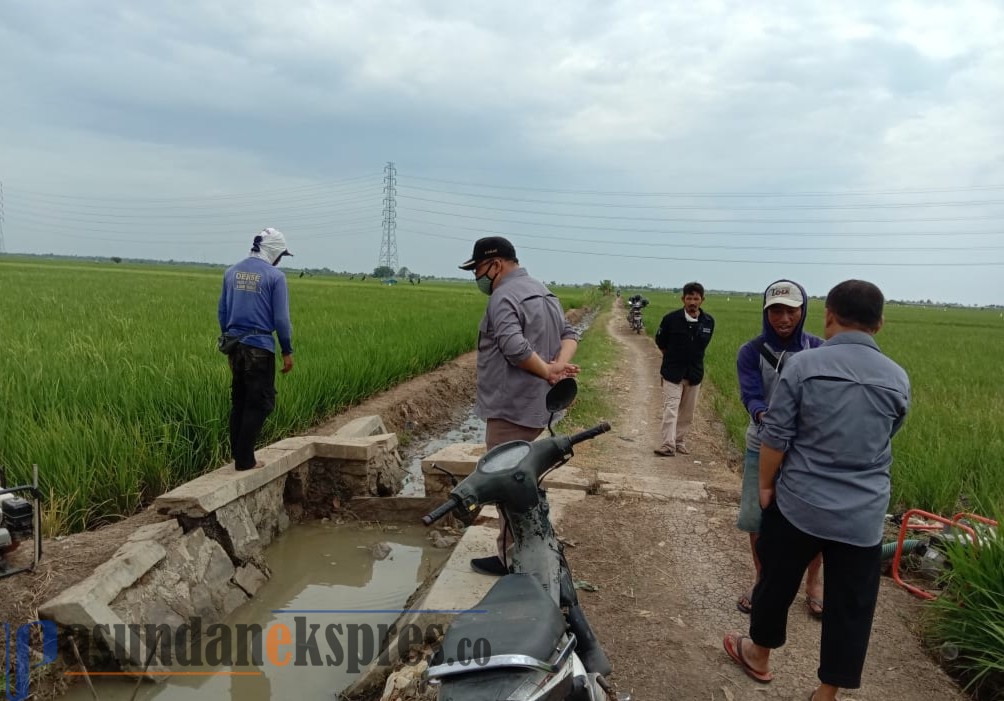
top-left (422, 379), bottom-right (628, 701)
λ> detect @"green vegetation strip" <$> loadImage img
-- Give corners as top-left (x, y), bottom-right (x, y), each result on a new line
top-left (563, 296), bottom-right (617, 431)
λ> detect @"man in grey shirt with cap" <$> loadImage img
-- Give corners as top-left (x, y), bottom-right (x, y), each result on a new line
top-left (459, 236), bottom-right (581, 575)
top-left (723, 279), bottom-right (910, 701)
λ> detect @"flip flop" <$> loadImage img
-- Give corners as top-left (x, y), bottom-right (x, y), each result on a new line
top-left (806, 596), bottom-right (824, 619)
top-left (722, 631), bottom-right (773, 683)
top-left (736, 592), bottom-right (753, 614)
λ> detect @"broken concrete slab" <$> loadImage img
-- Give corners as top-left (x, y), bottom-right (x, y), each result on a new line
top-left (421, 442), bottom-right (485, 477)
top-left (214, 499), bottom-right (262, 561)
top-left (153, 442), bottom-right (313, 517)
top-left (597, 472), bottom-right (708, 501)
top-left (541, 465), bottom-right (599, 491)
top-left (38, 539), bottom-right (168, 626)
top-left (126, 519), bottom-right (183, 546)
top-left (312, 433), bottom-right (399, 461)
top-left (333, 415), bottom-right (389, 438)
top-left (233, 564), bottom-right (268, 597)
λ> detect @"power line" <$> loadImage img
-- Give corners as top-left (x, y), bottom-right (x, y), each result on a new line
top-left (398, 205), bottom-right (1004, 229)
top-left (405, 230), bottom-right (1004, 267)
top-left (400, 216), bottom-right (1004, 239)
top-left (402, 174), bottom-right (1004, 198)
top-left (4, 173), bottom-right (383, 203)
top-left (398, 197), bottom-right (1004, 223)
top-left (399, 183), bottom-right (1004, 211)
top-left (7, 183), bottom-right (382, 212)
top-left (394, 225), bottom-right (1004, 252)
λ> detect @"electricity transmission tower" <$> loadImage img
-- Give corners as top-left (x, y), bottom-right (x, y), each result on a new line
top-left (0, 180), bottom-right (5, 254)
top-left (378, 162), bottom-right (398, 272)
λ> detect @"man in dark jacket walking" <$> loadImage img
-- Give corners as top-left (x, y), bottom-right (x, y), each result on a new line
top-left (654, 282), bottom-right (715, 456)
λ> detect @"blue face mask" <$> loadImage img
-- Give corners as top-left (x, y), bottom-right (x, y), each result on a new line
top-left (476, 261), bottom-right (497, 295)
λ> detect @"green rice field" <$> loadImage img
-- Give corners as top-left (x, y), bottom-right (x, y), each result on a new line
top-left (631, 289), bottom-right (1004, 518)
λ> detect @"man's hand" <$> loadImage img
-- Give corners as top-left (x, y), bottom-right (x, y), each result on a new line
top-left (759, 487), bottom-right (775, 509)
top-left (281, 353), bottom-right (294, 374)
top-left (546, 361), bottom-right (580, 385)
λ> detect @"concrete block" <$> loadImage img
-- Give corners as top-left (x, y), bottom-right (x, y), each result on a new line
top-left (597, 473), bottom-right (708, 501)
top-left (546, 488), bottom-right (588, 525)
top-left (39, 540), bottom-right (168, 623)
top-left (312, 434), bottom-right (399, 461)
top-left (541, 465), bottom-right (598, 492)
top-left (215, 499), bottom-right (262, 561)
top-left (333, 415), bottom-right (389, 438)
top-left (233, 564), bottom-right (268, 597)
top-left (126, 520), bottom-right (183, 546)
top-left (153, 442), bottom-right (313, 517)
top-left (421, 443), bottom-right (485, 477)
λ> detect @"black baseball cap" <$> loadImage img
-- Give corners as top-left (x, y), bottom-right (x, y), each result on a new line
top-left (458, 236), bottom-right (517, 271)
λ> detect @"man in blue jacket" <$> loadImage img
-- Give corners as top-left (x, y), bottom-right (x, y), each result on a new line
top-left (217, 228), bottom-right (295, 471)
top-left (734, 280), bottom-right (823, 617)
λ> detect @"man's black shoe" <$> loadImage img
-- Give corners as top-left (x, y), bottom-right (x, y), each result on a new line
top-left (470, 555), bottom-right (508, 576)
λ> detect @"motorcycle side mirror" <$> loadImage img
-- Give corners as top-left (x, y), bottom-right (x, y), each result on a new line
top-left (545, 378), bottom-right (578, 435)
top-left (546, 378), bottom-right (578, 413)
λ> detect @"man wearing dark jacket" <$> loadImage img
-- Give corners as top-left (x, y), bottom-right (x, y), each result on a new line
top-left (734, 280), bottom-right (823, 617)
top-left (654, 282), bottom-right (715, 456)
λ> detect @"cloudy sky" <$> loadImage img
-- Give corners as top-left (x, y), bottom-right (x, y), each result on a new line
top-left (2, 1), bottom-right (1003, 304)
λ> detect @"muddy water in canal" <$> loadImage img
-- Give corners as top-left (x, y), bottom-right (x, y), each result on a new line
top-left (62, 522), bottom-right (451, 700)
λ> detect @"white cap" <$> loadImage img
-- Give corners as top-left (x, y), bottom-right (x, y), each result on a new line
top-left (253, 227), bottom-right (293, 264)
top-left (764, 281), bottom-right (804, 309)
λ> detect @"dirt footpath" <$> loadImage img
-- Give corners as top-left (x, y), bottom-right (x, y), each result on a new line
top-left (558, 309), bottom-right (966, 700)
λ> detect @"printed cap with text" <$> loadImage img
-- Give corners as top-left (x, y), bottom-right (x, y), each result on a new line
top-left (458, 236), bottom-right (516, 270)
top-left (764, 280), bottom-right (804, 309)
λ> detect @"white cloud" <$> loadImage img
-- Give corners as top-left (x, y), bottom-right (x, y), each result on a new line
top-left (1, 0), bottom-right (1003, 303)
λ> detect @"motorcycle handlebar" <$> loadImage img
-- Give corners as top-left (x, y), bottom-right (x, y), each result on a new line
top-left (568, 422), bottom-right (612, 446)
top-left (422, 497), bottom-right (459, 526)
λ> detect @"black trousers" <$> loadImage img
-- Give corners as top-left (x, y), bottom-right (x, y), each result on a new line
top-left (750, 501), bottom-right (882, 689)
top-left (228, 345), bottom-right (277, 469)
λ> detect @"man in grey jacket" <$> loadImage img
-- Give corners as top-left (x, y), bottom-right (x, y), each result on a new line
top-left (459, 236), bottom-right (580, 576)
top-left (723, 280), bottom-right (910, 701)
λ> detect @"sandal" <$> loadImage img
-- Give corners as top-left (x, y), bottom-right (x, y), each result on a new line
top-left (736, 591), bottom-right (753, 614)
top-left (723, 631), bottom-right (773, 683)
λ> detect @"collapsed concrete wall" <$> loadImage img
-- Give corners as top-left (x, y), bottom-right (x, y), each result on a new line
top-left (38, 416), bottom-right (404, 675)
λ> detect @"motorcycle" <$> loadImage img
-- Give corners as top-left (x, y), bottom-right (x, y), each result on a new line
top-left (422, 379), bottom-right (628, 701)
top-left (626, 296), bottom-right (648, 335)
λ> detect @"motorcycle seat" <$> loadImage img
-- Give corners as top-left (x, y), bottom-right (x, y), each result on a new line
top-left (443, 573), bottom-right (566, 664)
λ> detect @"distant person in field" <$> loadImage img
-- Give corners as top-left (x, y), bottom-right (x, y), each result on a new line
top-left (653, 282), bottom-right (715, 457)
top-left (459, 236), bottom-right (580, 576)
top-left (723, 280), bottom-right (910, 701)
top-left (217, 228), bottom-right (295, 471)
top-left (734, 280), bottom-right (824, 618)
